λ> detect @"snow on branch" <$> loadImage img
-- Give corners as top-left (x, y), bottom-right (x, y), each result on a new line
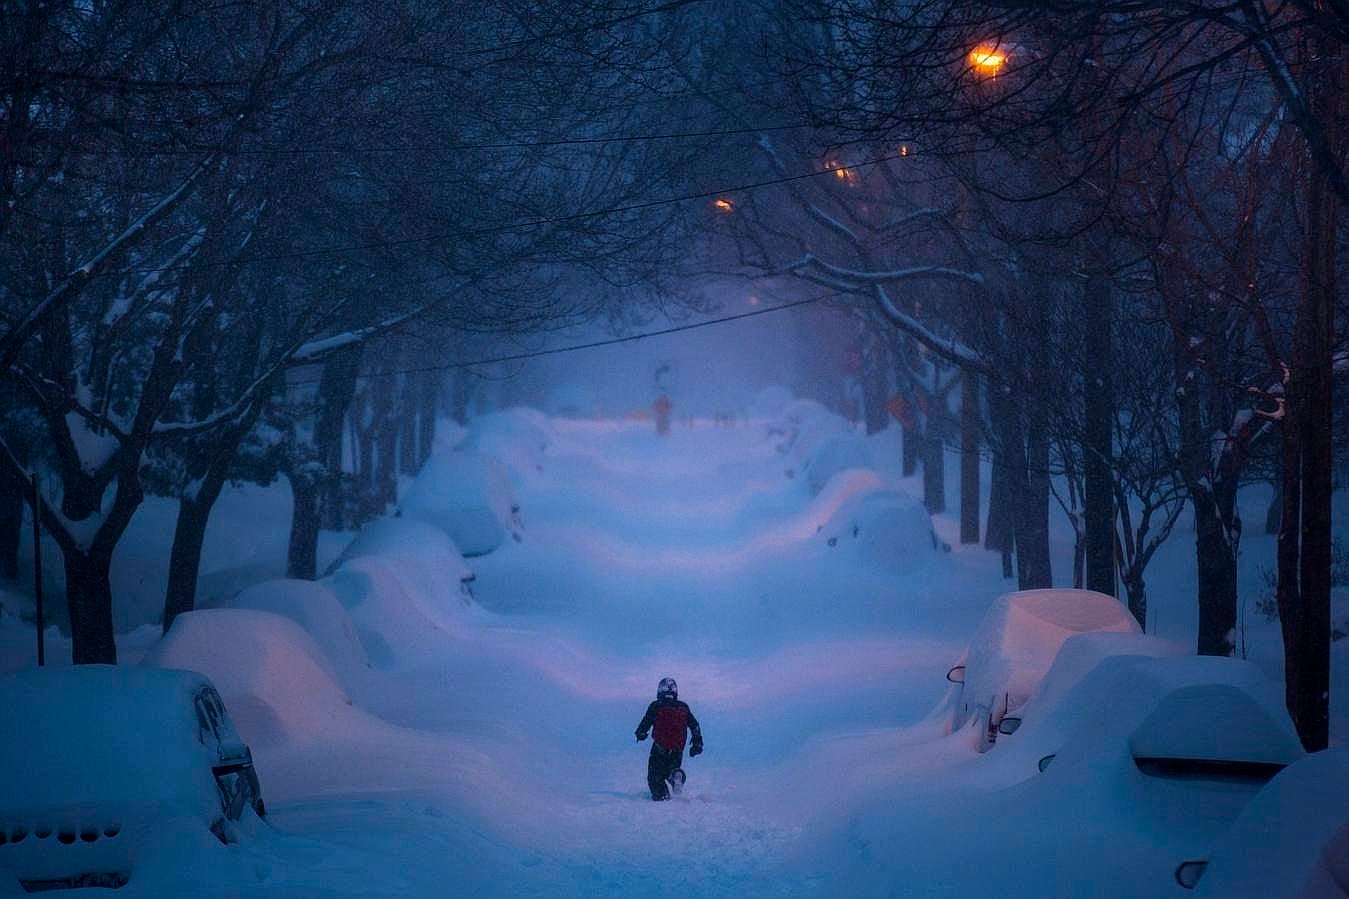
top-left (874, 285), bottom-right (988, 373)
top-left (790, 253), bottom-right (984, 287)
top-left (1, 154), bottom-right (218, 374)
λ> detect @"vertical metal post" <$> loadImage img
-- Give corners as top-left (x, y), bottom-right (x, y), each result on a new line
top-left (31, 471), bottom-right (44, 667)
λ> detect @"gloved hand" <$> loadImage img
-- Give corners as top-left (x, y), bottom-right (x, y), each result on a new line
top-left (689, 743), bottom-right (703, 757)
top-left (635, 731), bottom-right (647, 742)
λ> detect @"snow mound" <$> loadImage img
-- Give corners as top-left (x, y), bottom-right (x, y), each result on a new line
top-left (801, 433), bottom-right (874, 496)
top-left (461, 408), bottom-right (552, 485)
top-left (398, 450), bottom-right (522, 556)
top-left (221, 578), bottom-right (370, 687)
top-left (956, 588), bottom-right (1141, 730)
top-left (142, 608), bottom-right (353, 746)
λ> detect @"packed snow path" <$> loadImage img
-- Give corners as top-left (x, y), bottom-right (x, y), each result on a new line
top-left (241, 420), bottom-right (999, 897)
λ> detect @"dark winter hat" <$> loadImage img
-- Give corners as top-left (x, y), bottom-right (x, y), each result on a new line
top-left (657, 677), bottom-right (677, 700)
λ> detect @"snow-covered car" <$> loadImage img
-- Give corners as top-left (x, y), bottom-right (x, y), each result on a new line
top-left (997, 654), bottom-right (1306, 889)
top-left (0, 666), bottom-right (265, 892)
top-left (941, 588), bottom-right (1141, 750)
top-left (398, 450), bottom-right (522, 556)
top-left (1178, 745), bottom-right (1349, 896)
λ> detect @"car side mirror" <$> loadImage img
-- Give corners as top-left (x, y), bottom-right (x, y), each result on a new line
top-left (1174, 860), bottom-right (1208, 890)
top-left (217, 740), bottom-right (252, 767)
top-left (997, 717), bottom-right (1022, 736)
top-left (1037, 754), bottom-right (1055, 773)
top-left (946, 665), bottom-right (966, 684)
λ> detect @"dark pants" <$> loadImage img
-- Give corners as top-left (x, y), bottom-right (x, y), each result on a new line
top-left (647, 744), bottom-right (683, 800)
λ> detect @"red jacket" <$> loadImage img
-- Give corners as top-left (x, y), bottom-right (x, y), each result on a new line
top-left (636, 698), bottom-right (703, 753)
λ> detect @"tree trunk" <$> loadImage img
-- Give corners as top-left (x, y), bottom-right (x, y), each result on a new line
top-left (862, 356), bottom-right (889, 436)
top-left (1194, 491), bottom-right (1239, 655)
top-left (417, 372), bottom-right (437, 468)
top-left (161, 412), bottom-right (262, 632)
top-left (63, 548), bottom-right (117, 664)
top-left (163, 485), bottom-right (222, 633)
top-left (901, 419), bottom-right (919, 477)
top-left (316, 348), bottom-right (361, 532)
top-left (1121, 567), bottom-right (1147, 629)
top-left (1265, 480), bottom-right (1282, 535)
top-left (1279, 45), bottom-right (1338, 749)
top-left (450, 370), bottom-right (472, 426)
top-left (0, 474), bottom-right (20, 579)
top-left (1019, 417), bottom-right (1053, 589)
top-left (922, 422), bottom-right (946, 515)
top-left (1083, 270), bottom-right (1116, 597)
top-left (286, 472), bottom-right (320, 580)
top-left (960, 372), bottom-right (980, 544)
top-left (375, 408), bottom-right (399, 511)
top-left (399, 376), bottom-right (419, 475)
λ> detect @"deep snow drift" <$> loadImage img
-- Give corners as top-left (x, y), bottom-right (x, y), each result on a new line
top-left (1, 404), bottom-right (1345, 897)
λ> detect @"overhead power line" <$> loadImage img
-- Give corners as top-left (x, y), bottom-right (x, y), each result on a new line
top-left (284, 291), bottom-right (846, 387)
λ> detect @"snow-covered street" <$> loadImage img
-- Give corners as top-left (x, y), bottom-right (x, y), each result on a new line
top-left (3, 410), bottom-right (1346, 896)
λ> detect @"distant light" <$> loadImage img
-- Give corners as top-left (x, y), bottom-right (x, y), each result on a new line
top-left (970, 46), bottom-right (1007, 73)
top-left (713, 198), bottom-right (734, 212)
top-left (748, 295), bottom-right (760, 306)
top-left (824, 160), bottom-right (857, 184)
top-left (899, 144), bottom-right (910, 157)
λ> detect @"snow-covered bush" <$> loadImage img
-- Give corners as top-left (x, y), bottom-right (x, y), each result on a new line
top-left (222, 579), bottom-right (370, 687)
top-left (398, 450), bottom-right (522, 556)
top-left (143, 608), bottom-right (354, 746)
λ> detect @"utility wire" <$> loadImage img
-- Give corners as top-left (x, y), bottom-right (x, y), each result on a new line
top-left (284, 291), bottom-right (845, 387)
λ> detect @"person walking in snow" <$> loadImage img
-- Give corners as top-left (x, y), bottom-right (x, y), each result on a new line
top-left (635, 677), bottom-right (703, 801)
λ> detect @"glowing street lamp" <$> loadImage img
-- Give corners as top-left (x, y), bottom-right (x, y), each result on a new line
top-left (713, 197), bottom-right (734, 212)
top-left (969, 45), bottom-right (1007, 75)
top-left (823, 159), bottom-right (857, 184)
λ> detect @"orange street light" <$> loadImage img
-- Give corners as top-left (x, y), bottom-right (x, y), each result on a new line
top-left (823, 160), bottom-right (857, 184)
top-left (713, 197), bottom-right (734, 212)
top-left (970, 45), bottom-right (1007, 74)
